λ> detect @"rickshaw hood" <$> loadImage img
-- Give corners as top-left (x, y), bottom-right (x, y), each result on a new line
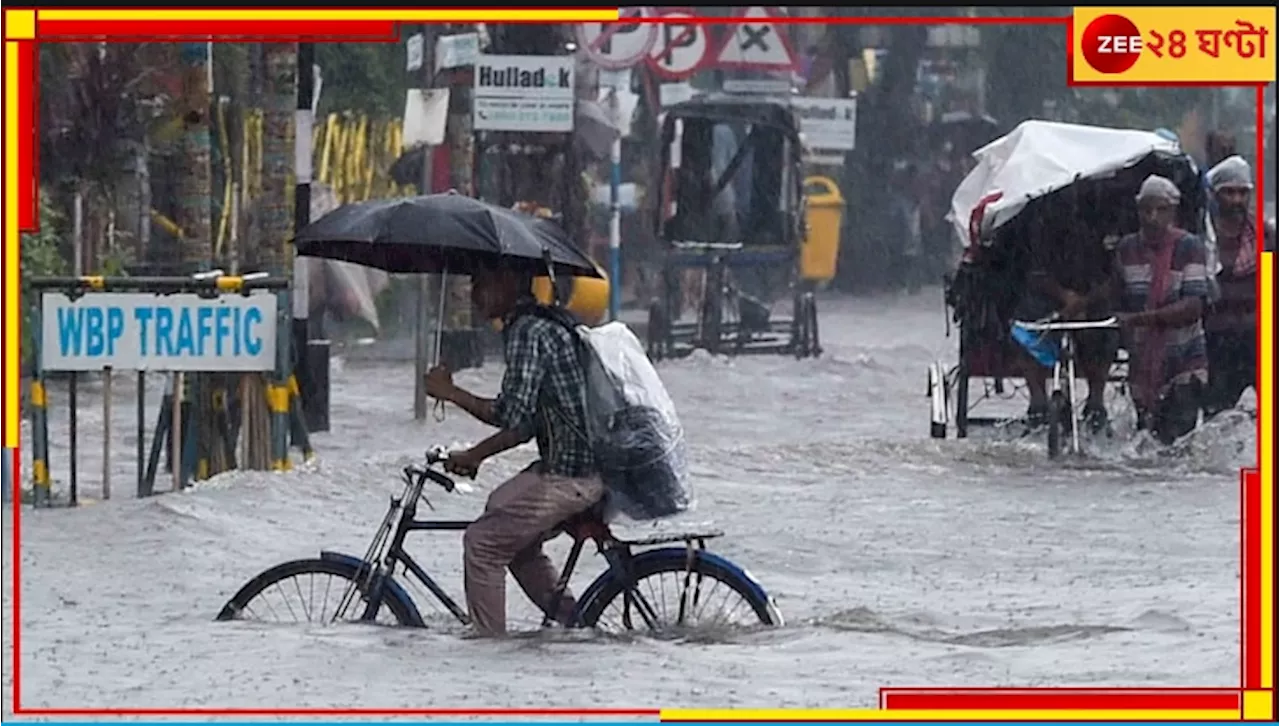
top-left (948, 120), bottom-right (1182, 248)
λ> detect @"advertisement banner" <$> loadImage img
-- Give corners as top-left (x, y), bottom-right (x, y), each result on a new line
top-left (473, 54), bottom-right (576, 132)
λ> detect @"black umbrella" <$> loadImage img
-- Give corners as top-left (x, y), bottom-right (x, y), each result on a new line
top-left (292, 193), bottom-right (603, 277)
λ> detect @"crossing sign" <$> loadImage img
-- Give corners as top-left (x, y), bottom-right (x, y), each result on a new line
top-left (712, 7), bottom-right (798, 71)
top-left (646, 11), bottom-right (711, 80)
top-left (577, 7), bottom-right (658, 70)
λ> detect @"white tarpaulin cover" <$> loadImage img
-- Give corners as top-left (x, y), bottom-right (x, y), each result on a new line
top-left (948, 120), bottom-right (1180, 247)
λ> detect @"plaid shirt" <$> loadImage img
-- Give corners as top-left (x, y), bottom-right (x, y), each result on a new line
top-left (1115, 230), bottom-right (1211, 396)
top-left (492, 306), bottom-right (597, 478)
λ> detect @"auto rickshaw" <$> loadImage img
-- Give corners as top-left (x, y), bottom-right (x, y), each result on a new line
top-left (646, 94), bottom-right (820, 360)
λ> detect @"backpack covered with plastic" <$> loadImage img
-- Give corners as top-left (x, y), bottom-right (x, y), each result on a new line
top-left (529, 306), bottom-right (692, 521)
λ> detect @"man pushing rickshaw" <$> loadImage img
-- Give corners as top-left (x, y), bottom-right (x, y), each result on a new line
top-left (932, 120), bottom-right (1228, 456)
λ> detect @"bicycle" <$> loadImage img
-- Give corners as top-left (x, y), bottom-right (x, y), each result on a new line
top-left (216, 447), bottom-right (784, 633)
top-left (1010, 316), bottom-right (1120, 459)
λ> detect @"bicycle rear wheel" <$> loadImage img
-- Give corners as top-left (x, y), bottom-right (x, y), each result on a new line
top-left (577, 550), bottom-right (781, 633)
top-left (216, 558), bottom-right (416, 626)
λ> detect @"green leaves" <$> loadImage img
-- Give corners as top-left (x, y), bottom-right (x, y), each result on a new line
top-left (20, 194), bottom-right (67, 369)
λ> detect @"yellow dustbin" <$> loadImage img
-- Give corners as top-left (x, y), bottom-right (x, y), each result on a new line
top-left (532, 271), bottom-right (610, 326)
top-left (801, 175), bottom-right (845, 282)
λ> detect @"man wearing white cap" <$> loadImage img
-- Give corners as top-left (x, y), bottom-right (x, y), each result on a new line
top-left (1112, 175), bottom-right (1212, 444)
top-left (1203, 155), bottom-right (1258, 415)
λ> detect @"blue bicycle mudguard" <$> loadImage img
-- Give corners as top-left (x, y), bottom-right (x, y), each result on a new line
top-left (571, 547), bottom-right (783, 626)
top-left (1010, 323), bottom-right (1059, 368)
top-left (319, 551), bottom-right (427, 627)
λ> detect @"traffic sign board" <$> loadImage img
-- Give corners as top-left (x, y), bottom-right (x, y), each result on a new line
top-left (577, 8), bottom-right (658, 70)
top-left (647, 12), bottom-right (710, 80)
top-left (712, 7), bottom-right (798, 71)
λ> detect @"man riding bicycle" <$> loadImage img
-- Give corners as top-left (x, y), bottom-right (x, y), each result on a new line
top-left (424, 264), bottom-right (601, 638)
top-left (1013, 208), bottom-right (1119, 434)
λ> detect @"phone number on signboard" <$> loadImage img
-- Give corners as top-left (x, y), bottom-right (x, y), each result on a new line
top-left (476, 99), bottom-right (572, 126)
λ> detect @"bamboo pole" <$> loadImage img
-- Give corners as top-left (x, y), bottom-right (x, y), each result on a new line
top-left (172, 373), bottom-right (184, 491)
top-left (102, 367), bottom-right (112, 500)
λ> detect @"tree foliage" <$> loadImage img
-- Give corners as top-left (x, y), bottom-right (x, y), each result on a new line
top-left (21, 193), bottom-right (68, 370)
top-left (314, 43), bottom-right (405, 117)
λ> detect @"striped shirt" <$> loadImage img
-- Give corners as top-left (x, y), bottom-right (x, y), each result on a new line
top-left (1115, 230), bottom-right (1211, 397)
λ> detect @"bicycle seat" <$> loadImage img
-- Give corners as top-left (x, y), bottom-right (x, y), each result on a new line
top-left (557, 500), bottom-right (612, 543)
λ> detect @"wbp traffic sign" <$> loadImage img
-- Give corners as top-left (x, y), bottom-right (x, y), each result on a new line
top-left (647, 11), bottom-right (710, 80)
top-left (577, 8), bottom-right (658, 70)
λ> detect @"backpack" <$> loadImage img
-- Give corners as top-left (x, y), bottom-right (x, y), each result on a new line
top-left (522, 305), bottom-right (693, 521)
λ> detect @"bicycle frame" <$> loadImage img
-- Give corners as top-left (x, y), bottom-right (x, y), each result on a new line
top-left (1014, 317), bottom-right (1119, 456)
top-left (340, 461), bottom-right (625, 629)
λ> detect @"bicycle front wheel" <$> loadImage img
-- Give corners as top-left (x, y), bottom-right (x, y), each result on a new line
top-left (578, 550), bottom-right (781, 633)
top-left (216, 558), bottom-right (416, 626)
top-left (1047, 390), bottom-right (1068, 459)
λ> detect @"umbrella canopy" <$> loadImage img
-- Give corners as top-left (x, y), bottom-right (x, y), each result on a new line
top-left (292, 193), bottom-right (603, 277)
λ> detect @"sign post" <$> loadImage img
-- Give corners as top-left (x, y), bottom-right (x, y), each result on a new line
top-left (28, 276), bottom-right (293, 505)
top-left (579, 10), bottom-right (655, 323)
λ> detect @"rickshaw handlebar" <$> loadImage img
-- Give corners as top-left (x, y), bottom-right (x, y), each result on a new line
top-left (1013, 317), bottom-right (1119, 332)
top-left (671, 241), bottom-right (745, 251)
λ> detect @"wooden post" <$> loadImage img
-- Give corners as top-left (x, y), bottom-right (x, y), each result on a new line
top-left (172, 373), bottom-right (184, 492)
top-left (177, 42), bottom-right (214, 267)
top-left (102, 366), bottom-right (112, 500)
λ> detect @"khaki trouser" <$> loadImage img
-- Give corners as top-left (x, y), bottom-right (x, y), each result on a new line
top-left (462, 468), bottom-right (603, 636)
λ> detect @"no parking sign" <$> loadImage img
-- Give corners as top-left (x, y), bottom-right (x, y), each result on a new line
top-left (577, 8), bottom-right (658, 70)
top-left (646, 11), bottom-right (710, 80)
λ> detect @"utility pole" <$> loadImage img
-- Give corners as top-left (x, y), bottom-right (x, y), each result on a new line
top-left (442, 25), bottom-right (476, 342)
top-left (293, 41), bottom-right (329, 433)
top-left (412, 24), bottom-right (439, 421)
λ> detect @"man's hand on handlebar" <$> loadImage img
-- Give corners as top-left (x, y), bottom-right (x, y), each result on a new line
top-left (443, 447), bottom-right (483, 479)
top-left (1060, 290), bottom-right (1087, 319)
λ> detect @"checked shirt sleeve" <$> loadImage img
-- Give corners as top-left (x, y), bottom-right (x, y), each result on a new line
top-left (492, 321), bottom-right (543, 441)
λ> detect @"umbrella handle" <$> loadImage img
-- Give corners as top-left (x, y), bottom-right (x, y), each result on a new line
top-left (541, 248), bottom-right (558, 300)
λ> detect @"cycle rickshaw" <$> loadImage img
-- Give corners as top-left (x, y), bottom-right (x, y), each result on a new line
top-left (645, 95), bottom-right (820, 361)
top-left (926, 121), bottom-right (1210, 456)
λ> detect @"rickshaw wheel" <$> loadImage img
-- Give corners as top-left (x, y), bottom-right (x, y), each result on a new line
top-left (790, 291), bottom-right (807, 359)
top-left (646, 300), bottom-right (668, 362)
top-left (954, 359), bottom-right (970, 439)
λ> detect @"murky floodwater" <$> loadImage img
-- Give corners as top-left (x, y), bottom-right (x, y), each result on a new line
top-left (2, 289), bottom-right (1254, 714)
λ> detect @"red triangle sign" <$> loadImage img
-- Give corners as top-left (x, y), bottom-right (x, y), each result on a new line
top-left (713, 7), bottom-right (798, 71)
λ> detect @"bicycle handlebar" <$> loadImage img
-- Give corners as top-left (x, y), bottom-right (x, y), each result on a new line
top-left (1013, 317), bottom-right (1118, 332)
top-left (402, 447), bottom-right (459, 494)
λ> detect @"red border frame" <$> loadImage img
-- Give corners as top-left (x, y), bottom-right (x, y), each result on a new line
top-left (3, 7), bottom-right (1274, 718)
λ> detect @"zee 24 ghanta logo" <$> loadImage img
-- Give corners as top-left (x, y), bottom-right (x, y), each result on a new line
top-left (1080, 12), bottom-right (1270, 74)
